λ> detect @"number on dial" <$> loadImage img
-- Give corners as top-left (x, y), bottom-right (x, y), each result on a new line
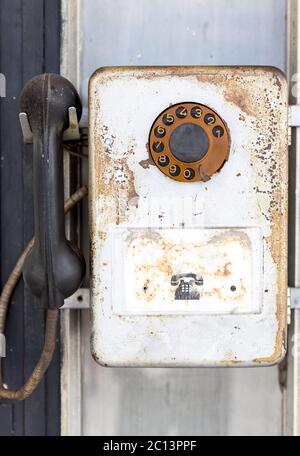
top-left (191, 107), bottom-right (202, 118)
top-left (213, 126), bottom-right (224, 138)
top-left (163, 113), bottom-right (174, 126)
top-left (183, 168), bottom-right (195, 180)
top-left (154, 126), bottom-right (166, 138)
top-left (152, 141), bottom-right (164, 153)
top-left (158, 155), bottom-right (170, 167)
top-left (169, 164), bottom-right (181, 176)
top-left (204, 114), bottom-right (216, 125)
top-left (176, 106), bottom-right (187, 119)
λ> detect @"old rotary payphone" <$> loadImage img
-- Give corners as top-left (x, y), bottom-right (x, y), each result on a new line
top-left (0, 66), bottom-right (288, 398)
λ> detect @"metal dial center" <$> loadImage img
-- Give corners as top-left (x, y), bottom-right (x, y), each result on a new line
top-left (169, 123), bottom-right (209, 163)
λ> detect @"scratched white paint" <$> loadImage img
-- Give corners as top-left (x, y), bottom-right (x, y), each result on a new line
top-left (89, 66), bottom-right (288, 367)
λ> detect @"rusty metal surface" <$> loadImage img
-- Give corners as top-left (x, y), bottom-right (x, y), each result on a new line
top-left (89, 66), bottom-right (288, 367)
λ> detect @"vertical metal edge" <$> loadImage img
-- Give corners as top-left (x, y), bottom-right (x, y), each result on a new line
top-left (60, 0), bottom-right (83, 437)
top-left (286, 0), bottom-right (299, 437)
top-left (60, 0), bottom-right (81, 88)
top-left (60, 309), bottom-right (82, 436)
top-left (293, 311), bottom-right (300, 435)
top-left (288, 0), bottom-right (299, 286)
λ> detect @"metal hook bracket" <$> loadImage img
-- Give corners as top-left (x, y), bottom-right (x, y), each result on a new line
top-left (0, 334), bottom-right (6, 358)
top-left (19, 106), bottom-right (81, 144)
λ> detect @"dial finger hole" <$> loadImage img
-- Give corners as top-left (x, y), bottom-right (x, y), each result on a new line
top-left (191, 106), bottom-right (202, 118)
top-left (158, 155), bottom-right (170, 167)
top-left (213, 126), bottom-right (224, 138)
top-left (162, 113), bottom-right (174, 126)
top-left (183, 168), bottom-right (195, 180)
top-left (152, 141), bottom-right (164, 153)
top-left (154, 126), bottom-right (166, 138)
top-left (169, 164), bottom-right (181, 176)
top-left (176, 106), bottom-right (187, 119)
top-left (204, 114), bottom-right (216, 125)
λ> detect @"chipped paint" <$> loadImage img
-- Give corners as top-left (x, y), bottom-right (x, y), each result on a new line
top-left (139, 158), bottom-right (155, 169)
top-left (89, 66), bottom-right (288, 367)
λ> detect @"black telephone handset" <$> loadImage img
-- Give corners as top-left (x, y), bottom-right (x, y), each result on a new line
top-left (0, 74), bottom-right (86, 400)
top-left (20, 74), bottom-right (85, 308)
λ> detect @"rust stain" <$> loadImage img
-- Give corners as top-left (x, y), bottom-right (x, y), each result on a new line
top-left (217, 358), bottom-right (241, 366)
top-left (208, 231), bottom-right (251, 250)
top-left (254, 199), bottom-right (288, 364)
top-left (272, 71), bottom-right (283, 91)
top-left (126, 166), bottom-right (139, 204)
top-left (143, 279), bottom-right (150, 292)
top-left (249, 68), bottom-right (288, 364)
top-left (155, 258), bottom-right (173, 276)
top-left (92, 65), bottom-right (283, 87)
top-left (98, 231), bottom-right (107, 241)
top-left (93, 134), bottom-right (139, 225)
top-left (224, 85), bottom-right (257, 117)
top-left (215, 262), bottom-right (231, 277)
top-left (139, 158), bottom-right (155, 169)
top-left (200, 279), bottom-right (245, 302)
top-left (215, 350), bottom-right (242, 366)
